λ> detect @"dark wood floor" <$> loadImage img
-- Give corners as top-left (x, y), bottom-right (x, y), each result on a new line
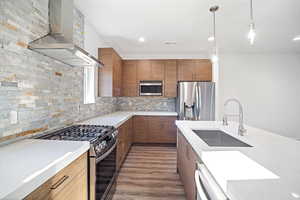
top-left (112, 145), bottom-right (186, 200)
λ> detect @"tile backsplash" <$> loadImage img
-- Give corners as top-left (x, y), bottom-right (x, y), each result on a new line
top-left (0, 1), bottom-right (117, 141)
top-left (0, 1), bottom-right (176, 142)
top-left (117, 97), bottom-right (176, 112)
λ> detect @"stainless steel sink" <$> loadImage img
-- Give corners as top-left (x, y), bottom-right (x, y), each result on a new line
top-left (193, 130), bottom-right (252, 147)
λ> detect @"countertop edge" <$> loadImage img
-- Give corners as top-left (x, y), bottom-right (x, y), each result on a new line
top-left (79, 111), bottom-right (178, 128)
top-left (3, 141), bottom-right (90, 200)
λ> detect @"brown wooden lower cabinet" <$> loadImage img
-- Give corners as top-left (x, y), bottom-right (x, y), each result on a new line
top-left (177, 130), bottom-right (197, 200)
top-left (25, 153), bottom-right (88, 200)
top-left (116, 118), bottom-right (133, 170)
top-left (133, 116), bottom-right (177, 144)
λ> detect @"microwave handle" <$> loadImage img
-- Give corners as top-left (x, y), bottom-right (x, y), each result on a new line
top-left (196, 163), bottom-right (229, 200)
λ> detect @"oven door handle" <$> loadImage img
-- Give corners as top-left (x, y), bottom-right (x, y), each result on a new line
top-left (96, 142), bottom-right (117, 163)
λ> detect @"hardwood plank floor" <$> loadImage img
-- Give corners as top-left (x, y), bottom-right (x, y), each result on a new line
top-left (112, 145), bottom-right (186, 200)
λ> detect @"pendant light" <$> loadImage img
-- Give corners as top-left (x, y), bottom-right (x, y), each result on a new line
top-left (248, 0), bottom-right (256, 45)
top-left (209, 6), bottom-right (219, 63)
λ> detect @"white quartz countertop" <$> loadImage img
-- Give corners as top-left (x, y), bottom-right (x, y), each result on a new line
top-left (176, 121), bottom-right (300, 200)
top-left (79, 111), bottom-right (178, 128)
top-left (0, 139), bottom-right (90, 200)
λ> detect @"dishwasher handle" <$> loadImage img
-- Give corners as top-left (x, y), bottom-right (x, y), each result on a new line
top-left (195, 170), bottom-right (210, 200)
top-left (195, 163), bottom-right (229, 200)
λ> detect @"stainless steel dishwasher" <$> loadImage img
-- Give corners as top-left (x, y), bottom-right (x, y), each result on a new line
top-left (194, 163), bottom-right (229, 200)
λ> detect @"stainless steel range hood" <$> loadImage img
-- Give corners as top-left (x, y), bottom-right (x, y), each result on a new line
top-left (28, 0), bottom-right (103, 68)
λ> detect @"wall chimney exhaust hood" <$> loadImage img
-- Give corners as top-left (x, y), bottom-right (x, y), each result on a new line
top-left (28, 0), bottom-right (104, 68)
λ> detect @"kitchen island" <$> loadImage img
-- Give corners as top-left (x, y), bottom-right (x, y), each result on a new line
top-left (176, 120), bottom-right (300, 200)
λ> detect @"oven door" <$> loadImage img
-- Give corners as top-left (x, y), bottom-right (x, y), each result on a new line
top-left (90, 143), bottom-right (117, 200)
top-left (139, 81), bottom-right (163, 96)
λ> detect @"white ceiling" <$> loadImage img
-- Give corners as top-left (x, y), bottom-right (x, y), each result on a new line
top-left (75, 0), bottom-right (300, 59)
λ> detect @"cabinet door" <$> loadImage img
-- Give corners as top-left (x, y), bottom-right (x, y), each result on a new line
top-left (113, 52), bottom-right (122, 96)
top-left (122, 60), bottom-right (138, 96)
top-left (148, 116), bottom-right (177, 143)
top-left (163, 117), bottom-right (177, 143)
top-left (137, 60), bottom-right (151, 81)
top-left (164, 60), bottom-right (177, 97)
top-left (117, 124), bottom-right (127, 170)
top-left (133, 116), bottom-right (149, 143)
top-left (151, 60), bottom-right (165, 80)
top-left (177, 131), bottom-right (197, 200)
top-left (98, 49), bottom-right (113, 96)
top-left (50, 169), bottom-right (88, 200)
top-left (194, 60), bottom-right (212, 81)
top-left (116, 139), bottom-right (125, 170)
top-left (127, 118), bottom-right (133, 148)
top-left (177, 131), bottom-right (185, 182)
top-left (177, 60), bottom-right (195, 81)
top-left (25, 153), bottom-right (88, 200)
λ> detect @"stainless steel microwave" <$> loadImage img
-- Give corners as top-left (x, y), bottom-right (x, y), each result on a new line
top-left (139, 81), bottom-right (163, 96)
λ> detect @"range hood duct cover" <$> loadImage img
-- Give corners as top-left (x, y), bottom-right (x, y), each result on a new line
top-left (28, 0), bottom-right (103, 68)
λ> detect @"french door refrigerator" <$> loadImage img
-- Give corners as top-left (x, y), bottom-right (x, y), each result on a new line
top-left (176, 82), bottom-right (215, 120)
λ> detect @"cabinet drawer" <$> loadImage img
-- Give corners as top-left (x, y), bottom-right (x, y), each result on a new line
top-left (25, 153), bottom-right (88, 200)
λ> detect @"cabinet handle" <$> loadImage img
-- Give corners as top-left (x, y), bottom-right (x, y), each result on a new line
top-left (50, 175), bottom-right (69, 190)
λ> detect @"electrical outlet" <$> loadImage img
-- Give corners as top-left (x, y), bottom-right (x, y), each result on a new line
top-left (10, 111), bottom-right (18, 124)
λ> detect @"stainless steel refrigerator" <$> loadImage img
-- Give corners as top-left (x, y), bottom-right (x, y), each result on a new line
top-left (176, 82), bottom-right (215, 120)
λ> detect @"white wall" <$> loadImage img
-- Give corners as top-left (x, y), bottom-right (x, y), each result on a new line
top-left (84, 20), bottom-right (109, 97)
top-left (218, 53), bottom-right (300, 139)
top-left (84, 20), bottom-right (108, 57)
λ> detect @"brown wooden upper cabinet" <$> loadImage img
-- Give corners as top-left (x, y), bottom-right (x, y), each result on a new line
top-left (137, 60), bottom-right (165, 81)
top-left (98, 48), bottom-right (122, 97)
top-left (122, 60), bottom-right (138, 97)
top-left (121, 58), bottom-right (212, 97)
top-left (164, 60), bottom-right (177, 98)
top-left (177, 59), bottom-right (212, 81)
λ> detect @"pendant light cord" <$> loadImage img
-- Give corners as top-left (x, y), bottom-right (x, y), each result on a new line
top-left (250, 0), bottom-right (254, 22)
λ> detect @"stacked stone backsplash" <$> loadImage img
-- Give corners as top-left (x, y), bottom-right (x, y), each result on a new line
top-left (0, 0), bottom-right (117, 141)
top-left (117, 97), bottom-right (176, 112)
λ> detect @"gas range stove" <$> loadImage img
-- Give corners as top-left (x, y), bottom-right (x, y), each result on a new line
top-left (37, 125), bottom-right (118, 158)
top-left (38, 125), bottom-right (115, 142)
top-left (37, 124), bottom-right (118, 200)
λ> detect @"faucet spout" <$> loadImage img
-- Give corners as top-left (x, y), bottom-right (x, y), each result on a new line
top-left (223, 98), bottom-right (246, 136)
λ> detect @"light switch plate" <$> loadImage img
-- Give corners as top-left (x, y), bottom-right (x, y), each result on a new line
top-left (10, 111), bottom-right (18, 124)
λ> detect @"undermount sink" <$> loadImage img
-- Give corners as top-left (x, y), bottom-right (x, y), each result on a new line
top-left (193, 130), bottom-right (252, 147)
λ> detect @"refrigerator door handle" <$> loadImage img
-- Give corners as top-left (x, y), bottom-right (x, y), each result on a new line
top-left (184, 103), bottom-right (195, 120)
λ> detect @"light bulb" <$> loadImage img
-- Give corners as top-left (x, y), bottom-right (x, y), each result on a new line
top-left (248, 23), bottom-right (256, 45)
top-left (293, 35), bottom-right (300, 41)
top-left (138, 37), bottom-right (145, 43)
top-left (208, 36), bottom-right (215, 42)
top-left (211, 54), bottom-right (219, 63)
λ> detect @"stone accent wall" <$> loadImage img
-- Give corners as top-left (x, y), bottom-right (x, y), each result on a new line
top-left (0, 0), bottom-right (117, 141)
top-left (117, 97), bottom-right (176, 112)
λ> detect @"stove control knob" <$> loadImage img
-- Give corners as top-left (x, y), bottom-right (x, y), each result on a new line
top-left (95, 145), bottom-right (101, 154)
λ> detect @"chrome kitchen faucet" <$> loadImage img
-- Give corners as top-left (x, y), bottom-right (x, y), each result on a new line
top-left (223, 98), bottom-right (247, 136)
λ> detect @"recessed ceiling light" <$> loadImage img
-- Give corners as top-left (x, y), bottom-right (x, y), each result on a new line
top-left (138, 37), bottom-right (145, 43)
top-left (293, 35), bottom-right (300, 41)
top-left (208, 36), bottom-right (215, 42)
